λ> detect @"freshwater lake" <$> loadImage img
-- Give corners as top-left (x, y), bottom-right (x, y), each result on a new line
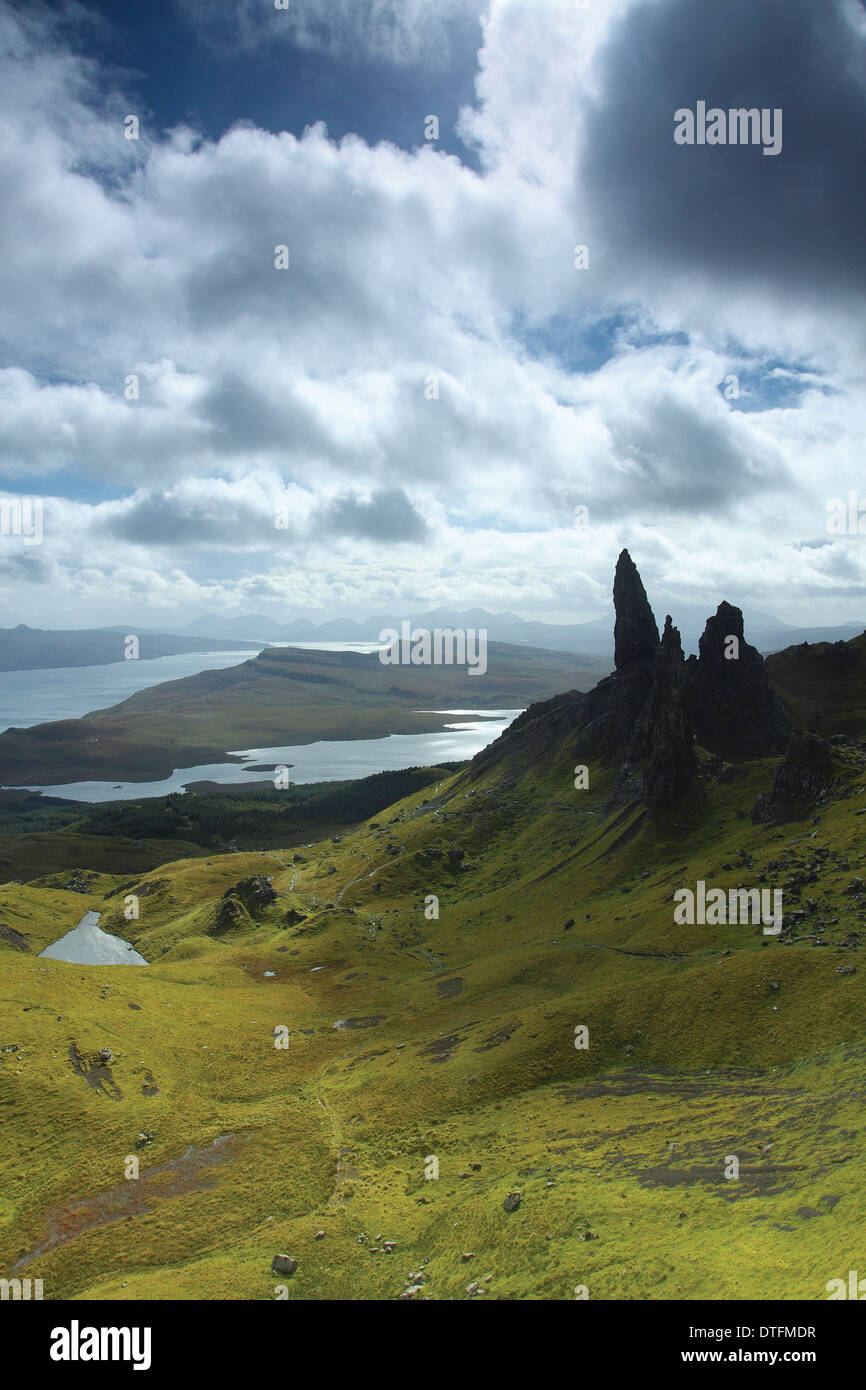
top-left (15, 712), bottom-right (518, 803)
top-left (0, 646), bottom-right (518, 803)
top-left (0, 649), bottom-right (260, 731)
top-left (38, 911), bottom-right (149, 965)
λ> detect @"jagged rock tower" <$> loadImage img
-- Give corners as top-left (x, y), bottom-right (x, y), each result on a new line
top-left (472, 549), bottom-right (792, 812)
top-left (613, 549), bottom-right (659, 669)
top-left (687, 601), bottom-right (790, 758)
top-left (631, 614), bottom-right (696, 808)
top-left (578, 550), bottom-right (790, 808)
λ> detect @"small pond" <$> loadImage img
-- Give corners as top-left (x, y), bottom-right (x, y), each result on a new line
top-left (39, 911), bottom-right (149, 965)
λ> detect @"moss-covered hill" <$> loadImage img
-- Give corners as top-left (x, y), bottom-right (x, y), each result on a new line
top-left (767, 631), bottom-right (866, 737)
top-left (1, 636), bottom-right (864, 1300)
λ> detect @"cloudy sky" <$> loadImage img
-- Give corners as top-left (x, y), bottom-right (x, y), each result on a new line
top-left (1, 0), bottom-right (864, 631)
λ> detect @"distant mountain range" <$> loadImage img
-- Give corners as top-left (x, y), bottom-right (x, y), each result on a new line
top-left (169, 606), bottom-right (864, 658)
top-left (3, 605), bottom-right (862, 675)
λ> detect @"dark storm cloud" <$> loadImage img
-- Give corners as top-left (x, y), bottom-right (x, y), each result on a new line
top-left (582, 0), bottom-right (866, 297)
top-left (314, 487), bottom-right (429, 542)
top-left (0, 545), bottom-right (53, 582)
top-left (102, 491), bottom-right (279, 548)
top-left (597, 394), bottom-right (789, 517)
top-left (202, 376), bottom-right (326, 458)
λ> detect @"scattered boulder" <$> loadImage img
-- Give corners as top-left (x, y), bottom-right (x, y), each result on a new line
top-left (503, 1191), bottom-right (522, 1212)
top-left (62, 871), bottom-right (93, 894)
top-left (271, 1254), bottom-right (297, 1277)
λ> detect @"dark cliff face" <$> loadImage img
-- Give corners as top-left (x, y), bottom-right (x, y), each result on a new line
top-left (687, 602), bottom-right (790, 758)
top-left (577, 557), bottom-right (789, 807)
top-left (631, 616), bottom-right (696, 809)
top-left (471, 551), bottom-right (793, 811)
top-left (575, 550), bottom-right (659, 763)
top-left (613, 549), bottom-right (660, 670)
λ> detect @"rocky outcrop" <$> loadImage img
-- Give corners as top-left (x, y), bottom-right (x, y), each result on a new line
top-left (226, 875), bottom-right (278, 912)
top-left (613, 550), bottom-right (659, 670)
top-left (61, 870), bottom-right (93, 894)
top-left (687, 602), bottom-right (789, 758)
top-left (631, 616), bottom-right (696, 809)
top-left (574, 666), bottom-right (655, 764)
top-left (209, 897), bottom-right (246, 934)
top-left (0, 923), bottom-right (30, 952)
top-left (587, 565), bottom-right (790, 804)
top-left (575, 549), bottom-right (660, 764)
top-left (752, 732), bottom-right (836, 823)
top-left (470, 550), bottom-right (795, 813)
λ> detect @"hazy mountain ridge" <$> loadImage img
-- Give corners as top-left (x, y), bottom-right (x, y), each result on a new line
top-left (172, 607), bottom-right (864, 657)
top-left (0, 625), bottom-right (262, 673)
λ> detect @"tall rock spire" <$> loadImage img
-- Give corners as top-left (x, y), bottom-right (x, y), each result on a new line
top-left (613, 549), bottom-right (659, 670)
top-left (628, 616), bottom-right (696, 807)
top-left (688, 602), bottom-right (789, 757)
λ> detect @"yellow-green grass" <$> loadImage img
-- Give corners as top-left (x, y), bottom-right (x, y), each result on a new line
top-left (1, 734), bottom-right (864, 1299)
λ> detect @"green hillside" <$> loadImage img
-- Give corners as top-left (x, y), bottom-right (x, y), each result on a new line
top-left (1, 618), bottom-right (864, 1300)
top-left (767, 632), bottom-right (866, 737)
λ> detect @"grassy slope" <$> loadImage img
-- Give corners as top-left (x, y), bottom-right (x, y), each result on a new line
top-left (0, 643), bottom-right (610, 785)
top-left (767, 631), bottom-right (866, 736)
top-left (0, 833), bottom-right (210, 887)
top-left (1, 703), bottom-right (865, 1299)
